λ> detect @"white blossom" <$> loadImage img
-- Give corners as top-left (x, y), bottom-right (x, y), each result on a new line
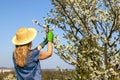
top-left (32, 19), bottom-right (40, 25)
top-left (43, 0), bottom-right (120, 79)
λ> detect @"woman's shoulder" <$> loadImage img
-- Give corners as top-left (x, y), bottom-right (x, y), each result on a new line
top-left (31, 49), bottom-right (40, 56)
top-left (32, 49), bottom-right (39, 53)
top-left (29, 49), bottom-right (40, 61)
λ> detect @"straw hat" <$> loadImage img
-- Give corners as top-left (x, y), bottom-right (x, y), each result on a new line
top-left (12, 27), bottom-right (37, 45)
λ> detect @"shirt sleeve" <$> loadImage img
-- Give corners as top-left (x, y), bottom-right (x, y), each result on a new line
top-left (13, 53), bottom-right (16, 67)
top-left (32, 50), bottom-right (40, 62)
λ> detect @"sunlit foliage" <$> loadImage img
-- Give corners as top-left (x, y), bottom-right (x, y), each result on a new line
top-left (43, 0), bottom-right (120, 79)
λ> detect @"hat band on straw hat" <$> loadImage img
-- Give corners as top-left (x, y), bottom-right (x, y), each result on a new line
top-left (12, 27), bottom-right (37, 45)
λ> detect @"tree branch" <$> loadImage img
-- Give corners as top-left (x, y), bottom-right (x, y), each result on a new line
top-left (108, 49), bottom-right (120, 58)
top-left (69, 0), bottom-right (91, 34)
top-left (109, 37), bottom-right (120, 47)
top-left (114, 49), bottom-right (120, 55)
top-left (57, 0), bottom-right (85, 37)
top-left (91, 20), bottom-right (100, 34)
top-left (107, 14), bottom-right (116, 40)
top-left (98, 21), bottom-right (106, 37)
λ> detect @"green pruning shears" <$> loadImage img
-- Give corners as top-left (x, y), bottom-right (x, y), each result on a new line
top-left (32, 20), bottom-right (54, 48)
top-left (32, 19), bottom-right (49, 33)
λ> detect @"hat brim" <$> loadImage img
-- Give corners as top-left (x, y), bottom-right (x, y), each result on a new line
top-left (12, 28), bottom-right (37, 45)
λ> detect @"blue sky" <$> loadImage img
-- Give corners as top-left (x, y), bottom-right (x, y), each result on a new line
top-left (0, 0), bottom-right (74, 69)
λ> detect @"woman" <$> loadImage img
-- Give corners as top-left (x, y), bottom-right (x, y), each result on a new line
top-left (12, 27), bottom-right (54, 80)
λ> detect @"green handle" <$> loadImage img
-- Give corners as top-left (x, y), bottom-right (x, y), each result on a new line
top-left (48, 30), bottom-right (54, 42)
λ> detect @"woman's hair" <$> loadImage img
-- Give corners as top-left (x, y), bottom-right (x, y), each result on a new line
top-left (14, 42), bottom-right (32, 67)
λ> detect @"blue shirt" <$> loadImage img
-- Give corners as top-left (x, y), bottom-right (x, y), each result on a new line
top-left (13, 50), bottom-right (41, 80)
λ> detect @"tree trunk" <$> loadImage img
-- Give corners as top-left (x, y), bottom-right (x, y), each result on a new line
top-left (76, 56), bottom-right (82, 80)
top-left (104, 44), bottom-right (108, 69)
